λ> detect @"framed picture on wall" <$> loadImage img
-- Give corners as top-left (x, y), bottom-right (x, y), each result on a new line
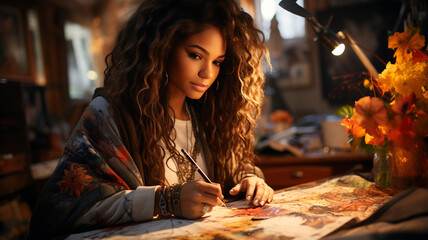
top-left (272, 39), bottom-right (313, 89)
top-left (265, 12), bottom-right (313, 90)
top-left (0, 5), bottom-right (33, 81)
top-left (317, 0), bottom-right (402, 105)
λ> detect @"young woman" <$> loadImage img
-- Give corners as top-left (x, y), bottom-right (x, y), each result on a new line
top-left (29, 0), bottom-right (273, 238)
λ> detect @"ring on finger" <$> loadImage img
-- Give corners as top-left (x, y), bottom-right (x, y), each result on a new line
top-left (257, 182), bottom-right (265, 187)
top-left (202, 203), bottom-right (210, 213)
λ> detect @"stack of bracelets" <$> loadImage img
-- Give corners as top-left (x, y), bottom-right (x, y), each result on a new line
top-left (158, 183), bottom-right (184, 218)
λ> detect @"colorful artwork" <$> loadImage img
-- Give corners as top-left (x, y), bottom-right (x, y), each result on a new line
top-left (66, 175), bottom-right (392, 240)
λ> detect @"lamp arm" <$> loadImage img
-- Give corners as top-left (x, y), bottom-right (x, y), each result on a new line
top-left (341, 31), bottom-right (379, 78)
top-left (279, 0), bottom-right (312, 19)
top-left (307, 16), bottom-right (324, 33)
top-left (279, 0), bottom-right (326, 34)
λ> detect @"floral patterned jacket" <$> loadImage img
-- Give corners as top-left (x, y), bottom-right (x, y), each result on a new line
top-left (29, 94), bottom-right (263, 239)
top-left (29, 97), bottom-right (152, 239)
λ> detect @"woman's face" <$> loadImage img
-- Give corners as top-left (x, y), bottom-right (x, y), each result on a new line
top-left (167, 25), bottom-right (226, 101)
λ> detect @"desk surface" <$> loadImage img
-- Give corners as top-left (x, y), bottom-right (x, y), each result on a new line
top-left (67, 175), bottom-right (393, 240)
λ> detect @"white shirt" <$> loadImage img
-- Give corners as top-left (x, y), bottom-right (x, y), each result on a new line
top-left (164, 118), bottom-right (209, 184)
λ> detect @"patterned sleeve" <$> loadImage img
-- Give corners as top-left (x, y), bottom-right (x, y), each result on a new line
top-left (29, 97), bottom-right (149, 239)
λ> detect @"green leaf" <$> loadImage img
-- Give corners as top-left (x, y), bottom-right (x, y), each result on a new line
top-left (336, 105), bottom-right (354, 117)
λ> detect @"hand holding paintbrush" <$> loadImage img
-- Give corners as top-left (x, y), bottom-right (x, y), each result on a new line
top-left (181, 149), bottom-right (227, 208)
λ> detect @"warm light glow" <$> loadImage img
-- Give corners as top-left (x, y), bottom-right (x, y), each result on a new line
top-left (87, 70), bottom-right (98, 81)
top-left (332, 43), bottom-right (345, 56)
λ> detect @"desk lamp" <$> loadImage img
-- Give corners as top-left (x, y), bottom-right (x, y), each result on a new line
top-left (279, 0), bottom-right (378, 78)
top-left (279, 0), bottom-right (344, 56)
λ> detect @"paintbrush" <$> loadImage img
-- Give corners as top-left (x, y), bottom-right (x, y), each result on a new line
top-left (181, 148), bottom-right (228, 207)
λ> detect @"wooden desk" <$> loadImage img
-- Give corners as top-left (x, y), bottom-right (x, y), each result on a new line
top-left (256, 152), bottom-right (373, 190)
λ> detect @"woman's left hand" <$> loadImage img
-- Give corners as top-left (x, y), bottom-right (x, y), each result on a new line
top-left (228, 176), bottom-right (274, 206)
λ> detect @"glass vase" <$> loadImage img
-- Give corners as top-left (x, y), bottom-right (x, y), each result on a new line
top-left (373, 147), bottom-right (392, 190)
top-left (389, 136), bottom-right (428, 193)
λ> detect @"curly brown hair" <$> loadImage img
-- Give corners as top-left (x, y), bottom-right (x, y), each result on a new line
top-left (103, 0), bottom-right (268, 188)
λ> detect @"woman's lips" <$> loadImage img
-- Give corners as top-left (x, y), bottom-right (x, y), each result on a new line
top-left (191, 82), bottom-right (209, 92)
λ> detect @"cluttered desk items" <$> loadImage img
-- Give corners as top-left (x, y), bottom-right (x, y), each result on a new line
top-left (255, 126), bottom-right (316, 157)
top-left (67, 174), bottom-right (393, 240)
top-left (256, 114), bottom-right (354, 158)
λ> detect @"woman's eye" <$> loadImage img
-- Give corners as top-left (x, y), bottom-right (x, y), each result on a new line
top-left (189, 53), bottom-right (201, 60)
top-left (213, 61), bottom-right (223, 66)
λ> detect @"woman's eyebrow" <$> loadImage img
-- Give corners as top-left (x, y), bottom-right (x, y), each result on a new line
top-left (188, 44), bottom-right (226, 58)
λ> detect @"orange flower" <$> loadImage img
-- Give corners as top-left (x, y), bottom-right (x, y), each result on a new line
top-left (387, 116), bottom-right (416, 149)
top-left (340, 28), bottom-right (427, 151)
top-left (391, 93), bottom-right (416, 115)
top-left (388, 116), bottom-right (415, 139)
top-left (341, 115), bottom-right (365, 138)
top-left (388, 27), bottom-right (425, 63)
top-left (365, 132), bottom-right (385, 146)
top-left (353, 97), bottom-right (388, 136)
top-left (57, 163), bottom-right (94, 197)
top-left (269, 109), bottom-right (294, 123)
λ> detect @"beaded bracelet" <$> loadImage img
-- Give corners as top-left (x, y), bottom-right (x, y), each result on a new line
top-left (172, 183), bottom-right (184, 218)
top-left (165, 185), bottom-right (174, 216)
top-left (158, 186), bottom-right (169, 216)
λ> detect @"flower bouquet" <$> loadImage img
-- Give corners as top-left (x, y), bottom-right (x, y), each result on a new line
top-left (338, 27), bottom-right (428, 193)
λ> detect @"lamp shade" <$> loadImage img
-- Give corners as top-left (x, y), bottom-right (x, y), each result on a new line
top-left (315, 28), bottom-right (345, 56)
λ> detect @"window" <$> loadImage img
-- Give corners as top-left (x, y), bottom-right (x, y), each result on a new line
top-left (260, 0), bottom-right (305, 40)
top-left (64, 22), bottom-right (98, 100)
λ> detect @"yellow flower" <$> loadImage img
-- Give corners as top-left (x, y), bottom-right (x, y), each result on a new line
top-left (388, 27), bottom-right (425, 63)
top-left (377, 62), bottom-right (396, 92)
top-left (378, 60), bottom-right (428, 100)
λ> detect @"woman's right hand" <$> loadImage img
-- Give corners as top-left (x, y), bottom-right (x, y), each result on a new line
top-left (179, 181), bottom-right (224, 219)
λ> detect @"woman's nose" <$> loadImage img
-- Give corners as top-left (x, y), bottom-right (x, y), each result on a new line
top-left (198, 64), bottom-right (214, 79)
